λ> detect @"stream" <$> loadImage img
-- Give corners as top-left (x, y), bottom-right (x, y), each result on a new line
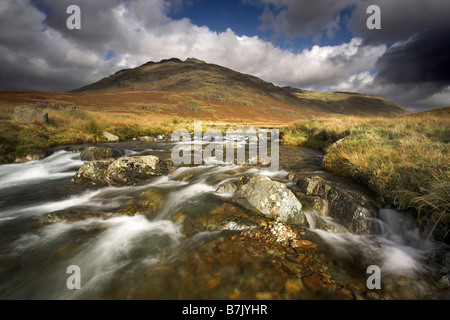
top-left (0, 139), bottom-right (448, 300)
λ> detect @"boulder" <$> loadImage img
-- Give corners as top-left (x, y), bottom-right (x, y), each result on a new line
top-left (297, 176), bottom-right (376, 234)
top-left (103, 131), bottom-right (119, 142)
top-left (80, 147), bottom-right (114, 161)
top-left (13, 105), bottom-right (49, 124)
top-left (105, 155), bottom-right (168, 186)
top-left (73, 155), bottom-right (168, 186)
top-left (71, 159), bottom-right (114, 185)
top-left (235, 174), bottom-right (307, 225)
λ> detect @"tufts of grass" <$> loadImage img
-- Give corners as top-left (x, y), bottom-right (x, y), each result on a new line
top-left (0, 106), bottom-right (198, 163)
top-left (281, 113), bottom-right (450, 241)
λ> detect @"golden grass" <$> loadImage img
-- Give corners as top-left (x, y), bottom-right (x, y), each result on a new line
top-left (0, 107), bottom-right (197, 163)
top-left (281, 112), bottom-right (450, 240)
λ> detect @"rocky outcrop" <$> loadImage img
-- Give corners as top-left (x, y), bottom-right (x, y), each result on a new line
top-left (296, 176), bottom-right (377, 234)
top-left (35, 102), bottom-right (78, 111)
top-left (71, 159), bottom-right (114, 185)
top-left (73, 155), bottom-right (168, 186)
top-left (105, 155), bottom-right (167, 186)
top-left (235, 174), bottom-right (307, 225)
top-left (13, 105), bottom-right (49, 124)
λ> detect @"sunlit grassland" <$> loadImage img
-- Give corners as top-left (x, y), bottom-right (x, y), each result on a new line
top-left (281, 111), bottom-right (450, 240)
top-left (0, 107), bottom-right (195, 163)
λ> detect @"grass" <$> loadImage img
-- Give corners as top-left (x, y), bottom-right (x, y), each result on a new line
top-left (281, 113), bottom-right (450, 240)
top-left (0, 107), bottom-right (195, 163)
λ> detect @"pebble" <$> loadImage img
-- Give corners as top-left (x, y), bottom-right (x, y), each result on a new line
top-left (302, 274), bottom-right (324, 293)
top-left (255, 292), bottom-right (273, 300)
top-left (285, 279), bottom-right (303, 294)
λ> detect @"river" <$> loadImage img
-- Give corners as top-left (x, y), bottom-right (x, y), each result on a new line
top-left (0, 139), bottom-right (448, 300)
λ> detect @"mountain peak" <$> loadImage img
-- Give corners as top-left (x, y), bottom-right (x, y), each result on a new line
top-left (185, 58), bottom-right (205, 64)
top-left (141, 57), bottom-right (205, 67)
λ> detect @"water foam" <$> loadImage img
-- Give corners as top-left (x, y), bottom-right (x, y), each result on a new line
top-left (0, 150), bottom-right (82, 189)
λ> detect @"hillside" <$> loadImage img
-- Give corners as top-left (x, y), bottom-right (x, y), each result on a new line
top-left (70, 57), bottom-right (408, 118)
top-left (283, 87), bottom-right (408, 116)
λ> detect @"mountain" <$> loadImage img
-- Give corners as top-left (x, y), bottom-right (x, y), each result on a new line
top-left (283, 87), bottom-right (408, 116)
top-left (71, 58), bottom-right (408, 117)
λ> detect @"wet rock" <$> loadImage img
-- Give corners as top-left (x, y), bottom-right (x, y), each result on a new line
top-left (295, 192), bottom-right (328, 215)
top-left (180, 202), bottom-right (259, 237)
top-left (284, 279), bottom-right (304, 295)
top-left (13, 151), bottom-right (47, 163)
top-left (302, 273), bottom-right (324, 293)
top-left (71, 159), bottom-right (114, 185)
top-left (138, 136), bottom-right (154, 142)
top-left (105, 155), bottom-right (168, 186)
top-left (13, 105), bottom-right (49, 124)
top-left (267, 221), bottom-right (299, 246)
top-left (72, 155), bottom-right (167, 186)
top-left (216, 182), bottom-right (237, 194)
top-left (436, 275), bottom-right (450, 290)
top-left (304, 211), bottom-right (348, 233)
top-left (235, 174), bottom-right (307, 225)
top-left (255, 292), bottom-right (274, 300)
top-left (297, 176), bottom-right (376, 234)
top-left (80, 147), bottom-right (114, 161)
top-left (290, 239), bottom-right (318, 251)
top-left (103, 131), bottom-right (119, 142)
top-left (38, 209), bottom-right (118, 225)
top-left (136, 188), bottom-right (166, 213)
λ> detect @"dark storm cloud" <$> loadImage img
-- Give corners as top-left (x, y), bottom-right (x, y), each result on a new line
top-left (31, 0), bottom-right (123, 46)
top-left (374, 29), bottom-right (450, 87)
top-left (347, 0), bottom-right (450, 45)
top-left (253, 0), bottom-right (450, 45)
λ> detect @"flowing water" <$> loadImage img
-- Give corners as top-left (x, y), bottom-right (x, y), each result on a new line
top-left (0, 140), bottom-right (448, 300)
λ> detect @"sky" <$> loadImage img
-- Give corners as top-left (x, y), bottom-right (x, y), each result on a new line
top-left (0, 0), bottom-right (449, 112)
